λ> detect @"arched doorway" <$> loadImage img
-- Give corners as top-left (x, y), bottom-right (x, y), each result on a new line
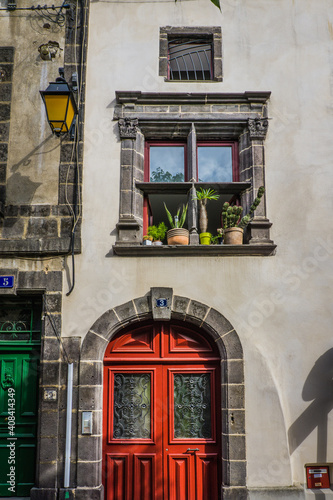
top-left (102, 321), bottom-right (221, 500)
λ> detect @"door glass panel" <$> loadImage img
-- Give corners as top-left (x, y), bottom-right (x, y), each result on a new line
top-left (113, 373), bottom-right (151, 439)
top-left (150, 146), bottom-right (185, 182)
top-left (174, 373), bottom-right (211, 439)
top-left (198, 146), bottom-right (233, 182)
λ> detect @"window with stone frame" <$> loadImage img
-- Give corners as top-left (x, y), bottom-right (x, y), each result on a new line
top-left (159, 27), bottom-right (223, 82)
top-left (113, 91), bottom-right (276, 256)
top-left (144, 140), bottom-right (239, 235)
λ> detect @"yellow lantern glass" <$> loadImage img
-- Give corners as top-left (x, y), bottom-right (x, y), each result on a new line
top-left (40, 78), bottom-right (78, 136)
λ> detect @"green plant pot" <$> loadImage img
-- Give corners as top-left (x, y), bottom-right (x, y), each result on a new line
top-left (199, 232), bottom-right (211, 245)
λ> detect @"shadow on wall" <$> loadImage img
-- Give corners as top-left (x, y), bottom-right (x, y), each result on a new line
top-left (288, 349), bottom-right (333, 499)
top-left (6, 134), bottom-right (56, 203)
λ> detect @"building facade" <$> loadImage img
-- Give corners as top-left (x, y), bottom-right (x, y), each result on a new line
top-left (0, 0), bottom-right (333, 499)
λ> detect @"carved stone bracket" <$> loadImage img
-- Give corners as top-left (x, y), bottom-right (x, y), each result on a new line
top-left (118, 118), bottom-right (139, 138)
top-left (247, 118), bottom-right (269, 140)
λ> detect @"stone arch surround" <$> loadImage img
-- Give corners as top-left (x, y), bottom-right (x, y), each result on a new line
top-left (77, 289), bottom-right (247, 500)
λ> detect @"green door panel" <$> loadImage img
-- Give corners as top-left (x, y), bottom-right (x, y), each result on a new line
top-left (0, 351), bottom-right (39, 497)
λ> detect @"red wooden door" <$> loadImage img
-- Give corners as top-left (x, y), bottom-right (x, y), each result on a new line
top-left (103, 322), bottom-right (221, 500)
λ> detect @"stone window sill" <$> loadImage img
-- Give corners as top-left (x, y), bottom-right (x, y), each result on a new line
top-left (113, 243), bottom-right (276, 257)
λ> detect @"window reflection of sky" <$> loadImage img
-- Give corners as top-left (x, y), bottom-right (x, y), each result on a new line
top-left (198, 147), bottom-right (232, 182)
top-left (150, 146), bottom-right (184, 182)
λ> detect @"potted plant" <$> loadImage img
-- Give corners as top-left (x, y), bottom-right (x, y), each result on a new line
top-left (221, 186), bottom-right (265, 244)
top-left (147, 222), bottom-right (168, 245)
top-left (142, 235), bottom-right (153, 246)
top-left (193, 188), bottom-right (220, 245)
top-left (164, 203), bottom-right (189, 245)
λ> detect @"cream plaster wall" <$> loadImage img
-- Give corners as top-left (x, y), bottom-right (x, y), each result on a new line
top-left (62, 0), bottom-right (333, 492)
top-left (0, 0), bottom-right (65, 204)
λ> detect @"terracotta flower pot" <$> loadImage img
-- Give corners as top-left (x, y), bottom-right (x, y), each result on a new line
top-left (223, 227), bottom-right (243, 244)
top-left (167, 228), bottom-right (189, 245)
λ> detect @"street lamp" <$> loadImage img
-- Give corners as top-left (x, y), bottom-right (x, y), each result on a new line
top-left (40, 70), bottom-right (78, 136)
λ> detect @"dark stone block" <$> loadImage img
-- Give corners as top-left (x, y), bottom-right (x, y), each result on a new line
top-left (60, 142), bottom-right (83, 163)
top-left (134, 294), bottom-right (151, 318)
top-left (40, 361), bottom-right (60, 385)
top-left (81, 331), bottom-right (108, 360)
top-left (64, 43), bottom-right (83, 64)
top-left (26, 218), bottom-right (58, 238)
top-left (42, 337), bottom-right (61, 361)
top-left (59, 163), bottom-right (82, 183)
top-left (225, 384), bottom-right (245, 410)
top-left (20, 204), bottom-right (51, 217)
top-left (114, 299), bottom-right (138, 325)
top-left (172, 295), bottom-right (190, 321)
top-left (80, 360), bottom-right (103, 386)
top-left (0, 83), bottom-right (12, 101)
top-left (222, 409), bottom-right (245, 435)
top-left (39, 436), bottom-right (58, 461)
top-left (229, 435), bottom-right (246, 460)
top-left (222, 486), bottom-right (248, 500)
top-left (0, 64), bottom-right (13, 82)
top-left (226, 360), bottom-right (244, 384)
top-left (0, 47), bottom-right (14, 63)
top-left (31, 487), bottom-right (58, 499)
top-left (0, 184), bottom-right (5, 203)
top-left (0, 143), bottom-right (8, 162)
top-left (79, 385), bottom-right (103, 411)
top-left (89, 309), bottom-right (119, 340)
top-left (44, 294), bottom-right (62, 313)
top-left (205, 307), bottom-right (235, 338)
top-left (4, 204), bottom-right (18, 216)
top-left (187, 299), bottom-right (209, 322)
top-left (228, 461), bottom-right (247, 486)
top-left (2, 217), bottom-right (25, 238)
top-left (40, 410), bottom-right (60, 437)
top-left (0, 122), bottom-right (10, 142)
top-left (60, 216), bottom-right (74, 236)
top-left (119, 189), bottom-right (133, 217)
top-left (17, 270), bottom-right (60, 291)
top-left (78, 435), bottom-right (102, 462)
top-left (223, 330), bottom-right (244, 360)
top-left (0, 163), bottom-right (6, 183)
top-left (77, 461), bottom-right (102, 488)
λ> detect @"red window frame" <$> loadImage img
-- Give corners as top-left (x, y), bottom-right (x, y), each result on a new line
top-left (144, 141), bottom-right (188, 183)
top-left (196, 141), bottom-right (239, 182)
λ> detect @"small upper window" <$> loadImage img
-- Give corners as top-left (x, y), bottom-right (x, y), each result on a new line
top-left (159, 27), bottom-right (223, 82)
top-left (168, 38), bottom-right (213, 81)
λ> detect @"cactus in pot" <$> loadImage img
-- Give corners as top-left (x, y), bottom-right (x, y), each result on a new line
top-left (221, 186), bottom-right (265, 244)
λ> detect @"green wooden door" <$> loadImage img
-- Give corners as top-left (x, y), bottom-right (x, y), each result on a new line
top-left (0, 297), bottom-right (42, 498)
top-left (0, 350), bottom-right (40, 496)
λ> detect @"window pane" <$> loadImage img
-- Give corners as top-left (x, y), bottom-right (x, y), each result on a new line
top-left (169, 39), bottom-right (212, 81)
top-left (113, 373), bottom-right (151, 439)
top-left (174, 373), bottom-right (211, 439)
top-left (198, 146), bottom-right (233, 182)
top-left (150, 146), bottom-right (185, 182)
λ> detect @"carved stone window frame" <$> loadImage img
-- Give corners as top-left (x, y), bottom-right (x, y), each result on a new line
top-left (159, 27), bottom-right (223, 82)
top-left (113, 91), bottom-right (275, 256)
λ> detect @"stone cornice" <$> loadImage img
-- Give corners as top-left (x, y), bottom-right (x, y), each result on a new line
top-left (115, 91), bottom-right (271, 105)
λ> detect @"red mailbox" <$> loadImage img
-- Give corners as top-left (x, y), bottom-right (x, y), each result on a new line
top-left (306, 466), bottom-right (330, 489)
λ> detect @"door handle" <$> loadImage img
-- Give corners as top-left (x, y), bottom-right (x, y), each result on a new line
top-left (185, 448), bottom-right (199, 453)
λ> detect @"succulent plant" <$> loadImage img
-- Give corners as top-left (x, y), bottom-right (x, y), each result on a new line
top-left (221, 186), bottom-right (265, 230)
top-left (164, 203), bottom-right (188, 228)
top-left (193, 188), bottom-right (220, 234)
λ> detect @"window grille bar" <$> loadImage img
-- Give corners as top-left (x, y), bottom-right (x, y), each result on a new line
top-left (188, 52), bottom-right (198, 81)
top-left (168, 39), bottom-right (213, 81)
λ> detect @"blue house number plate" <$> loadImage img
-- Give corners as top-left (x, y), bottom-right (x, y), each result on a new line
top-left (156, 298), bottom-right (167, 308)
top-left (0, 276), bottom-right (14, 288)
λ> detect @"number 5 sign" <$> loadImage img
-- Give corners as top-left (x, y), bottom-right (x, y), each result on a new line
top-left (0, 276), bottom-right (14, 288)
